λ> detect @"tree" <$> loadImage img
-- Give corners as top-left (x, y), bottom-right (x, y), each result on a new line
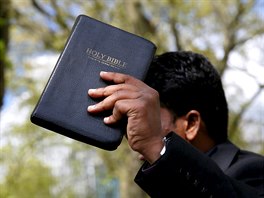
top-left (0, 146), bottom-right (57, 198)
top-left (0, 0), bottom-right (11, 109)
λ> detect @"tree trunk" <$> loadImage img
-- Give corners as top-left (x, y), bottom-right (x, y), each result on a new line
top-left (0, 0), bottom-right (11, 109)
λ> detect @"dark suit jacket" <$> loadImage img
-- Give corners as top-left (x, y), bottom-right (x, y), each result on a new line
top-left (135, 132), bottom-right (264, 198)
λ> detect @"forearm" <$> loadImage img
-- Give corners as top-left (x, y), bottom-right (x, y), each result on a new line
top-left (135, 132), bottom-right (259, 198)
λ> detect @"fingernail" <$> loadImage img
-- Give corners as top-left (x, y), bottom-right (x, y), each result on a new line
top-left (100, 71), bottom-right (107, 75)
top-left (87, 105), bottom-right (96, 111)
top-left (88, 89), bottom-right (96, 94)
top-left (104, 117), bottom-right (110, 123)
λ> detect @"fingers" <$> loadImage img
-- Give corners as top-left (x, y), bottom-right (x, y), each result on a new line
top-left (88, 89), bottom-right (139, 113)
top-left (103, 99), bottom-right (130, 124)
top-left (87, 71), bottom-right (156, 126)
top-left (88, 71), bottom-right (146, 114)
top-left (99, 71), bottom-right (144, 87)
top-left (89, 99), bottom-right (131, 125)
top-left (88, 83), bottom-right (137, 99)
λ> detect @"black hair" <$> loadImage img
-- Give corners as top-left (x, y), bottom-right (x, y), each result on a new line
top-left (144, 51), bottom-right (228, 143)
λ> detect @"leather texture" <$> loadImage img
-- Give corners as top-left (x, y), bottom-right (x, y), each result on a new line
top-left (30, 15), bottom-right (156, 150)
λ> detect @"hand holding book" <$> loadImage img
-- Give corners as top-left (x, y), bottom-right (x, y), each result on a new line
top-left (30, 15), bottom-right (156, 150)
top-left (88, 71), bottom-right (164, 163)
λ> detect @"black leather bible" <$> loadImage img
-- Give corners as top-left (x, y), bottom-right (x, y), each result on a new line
top-left (30, 15), bottom-right (156, 150)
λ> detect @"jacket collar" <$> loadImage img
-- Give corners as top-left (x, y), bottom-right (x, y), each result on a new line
top-left (206, 140), bottom-right (240, 171)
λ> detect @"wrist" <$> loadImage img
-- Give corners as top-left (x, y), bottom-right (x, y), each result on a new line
top-left (145, 137), bottom-right (166, 164)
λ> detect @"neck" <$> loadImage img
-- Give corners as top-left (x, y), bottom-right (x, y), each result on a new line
top-left (191, 134), bottom-right (216, 153)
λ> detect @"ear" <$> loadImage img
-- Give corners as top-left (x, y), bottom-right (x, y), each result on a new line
top-left (185, 110), bottom-right (201, 141)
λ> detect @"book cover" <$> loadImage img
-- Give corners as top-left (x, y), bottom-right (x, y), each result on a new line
top-left (30, 15), bottom-right (156, 151)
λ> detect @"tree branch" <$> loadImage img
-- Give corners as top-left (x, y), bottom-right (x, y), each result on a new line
top-left (50, 0), bottom-right (69, 31)
top-left (31, 0), bottom-right (51, 17)
top-left (229, 84), bottom-right (264, 138)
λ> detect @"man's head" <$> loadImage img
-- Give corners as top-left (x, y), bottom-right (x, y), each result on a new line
top-left (145, 51), bottom-right (228, 146)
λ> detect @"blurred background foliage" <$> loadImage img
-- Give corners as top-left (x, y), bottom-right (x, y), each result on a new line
top-left (0, 0), bottom-right (263, 197)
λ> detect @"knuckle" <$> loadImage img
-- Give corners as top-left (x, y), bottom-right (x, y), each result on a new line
top-left (114, 100), bottom-right (123, 111)
top-left (130, 140), bottom-right (141, 153)
top-left (99, 100), bottom-right (107, 110)
top-left (111, 91), bottom-right (123, 103)
top-left (151, 88), bottom-right (160, 99)
top-left (100, 99), bottom-right (112, 111)
top-left (102, 89), bottom-right (108, 97)
top-left (122, 74), bottom-right (133, 83)
top-left (147, 89), bottom-right (160, 103)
